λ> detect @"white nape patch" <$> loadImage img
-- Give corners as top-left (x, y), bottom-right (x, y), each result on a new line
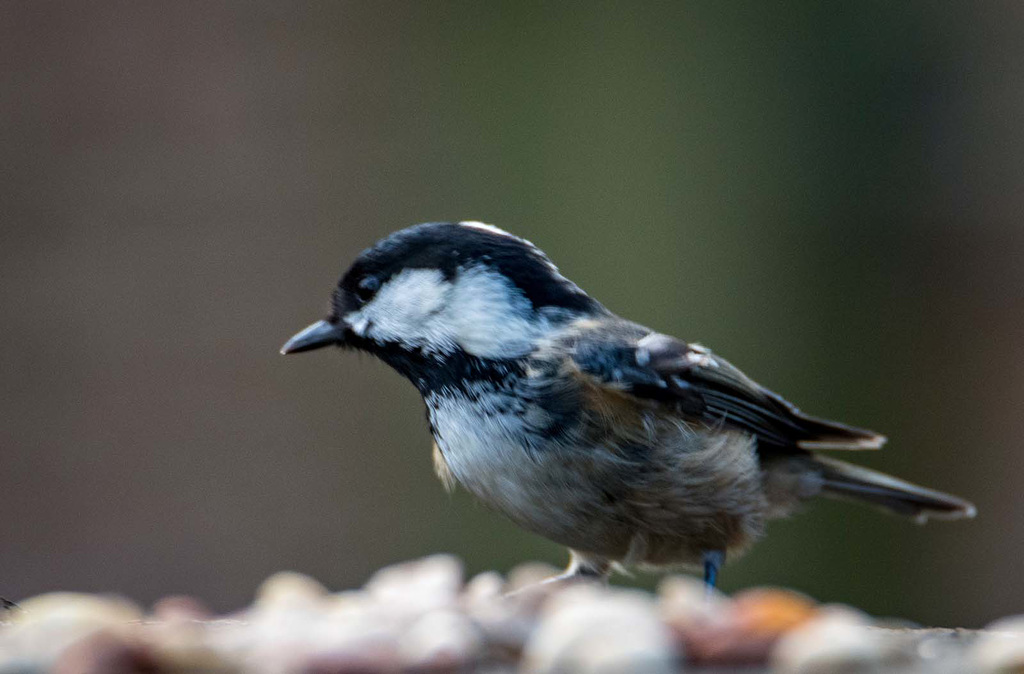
top-left (346, 265), bottom-right (544, 358)
top-left (458, 221), bottom-right (568, 280)
top-left (458, 221), bottom-right (516, 238)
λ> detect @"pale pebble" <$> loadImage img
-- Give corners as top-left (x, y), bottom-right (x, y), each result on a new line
top-left (970, 615), bottom-right (1024, 673)
top-left (0, 593), bottom-right (142, 670)
top-left (523, 585), bottom-right (679, 674)
top-left (773, 607), bottom-right (895, 674)
top-left (399, 609), bottom-right (484, 669)
top-left (364, 554), bottom-right (463, 615)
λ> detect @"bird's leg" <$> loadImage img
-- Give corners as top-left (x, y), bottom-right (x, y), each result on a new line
top-left (505, 551), bottom-right (610, 597)
top-left (702, 550), bottom-right (725, 595)
top-left (543, 551), bottom-right (612, 585)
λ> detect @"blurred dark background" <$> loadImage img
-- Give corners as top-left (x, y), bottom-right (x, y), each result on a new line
top-left (2, 2), bottom-right (1021, 628)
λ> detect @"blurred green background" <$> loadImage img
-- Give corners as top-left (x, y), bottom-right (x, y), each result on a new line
top-left (2, 2), bottom-right (1021, 628)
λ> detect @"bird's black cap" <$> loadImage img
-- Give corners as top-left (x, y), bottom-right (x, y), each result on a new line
top-left (331, 221), bottom-right (605, 320)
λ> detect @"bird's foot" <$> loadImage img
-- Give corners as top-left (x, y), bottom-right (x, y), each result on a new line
top-left (504, 553), bottom-right (611, 598)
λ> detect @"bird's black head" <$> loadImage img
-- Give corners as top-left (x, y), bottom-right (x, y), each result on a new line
top-left (281, 222), bottom-right (605, 383)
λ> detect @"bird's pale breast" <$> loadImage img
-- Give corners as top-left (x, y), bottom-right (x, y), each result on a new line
top-left (425, 377), bottom-right (769, 566)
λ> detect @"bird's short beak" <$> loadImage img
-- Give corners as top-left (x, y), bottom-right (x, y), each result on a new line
top-left (280, 320), bottom-right (344, 355)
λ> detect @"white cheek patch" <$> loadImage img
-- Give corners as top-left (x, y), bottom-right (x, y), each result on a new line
top-left (346, 268), bottom-right (457, 353)
top-left (349, 316), bottom-right (371, 337)
top-left (346, 265), bottom-right (544, 359)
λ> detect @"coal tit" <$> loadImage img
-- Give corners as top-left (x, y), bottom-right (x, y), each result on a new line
top-left (282, 221), bottom-right (975, 588)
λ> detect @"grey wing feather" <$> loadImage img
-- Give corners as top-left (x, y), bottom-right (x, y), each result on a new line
top-left (573, 329), bottom-right (886, 451)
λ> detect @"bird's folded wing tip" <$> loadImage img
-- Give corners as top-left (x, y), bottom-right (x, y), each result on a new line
top-left (798, 434), bottom-right (887, 451)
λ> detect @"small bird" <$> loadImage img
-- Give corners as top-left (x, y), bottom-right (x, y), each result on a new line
top-left (282, 221), bottom-right (975, 589)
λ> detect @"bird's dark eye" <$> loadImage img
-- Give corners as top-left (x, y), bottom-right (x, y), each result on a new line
top-left (355, 275), bottom-right (381, 303)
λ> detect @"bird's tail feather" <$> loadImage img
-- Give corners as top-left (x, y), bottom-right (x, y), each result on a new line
top-left (812, 455), bottom-right (976, 523)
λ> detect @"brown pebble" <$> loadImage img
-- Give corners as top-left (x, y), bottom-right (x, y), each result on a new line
top-left (733, 588), bottom-right (818, 635)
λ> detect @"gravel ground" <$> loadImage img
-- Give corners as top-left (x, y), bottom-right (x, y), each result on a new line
top-left (1, 555), bottom-right (1020, 673)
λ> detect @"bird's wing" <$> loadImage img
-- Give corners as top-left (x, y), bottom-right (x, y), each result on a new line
top-left (569, 329), bottom-right (885, 451)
